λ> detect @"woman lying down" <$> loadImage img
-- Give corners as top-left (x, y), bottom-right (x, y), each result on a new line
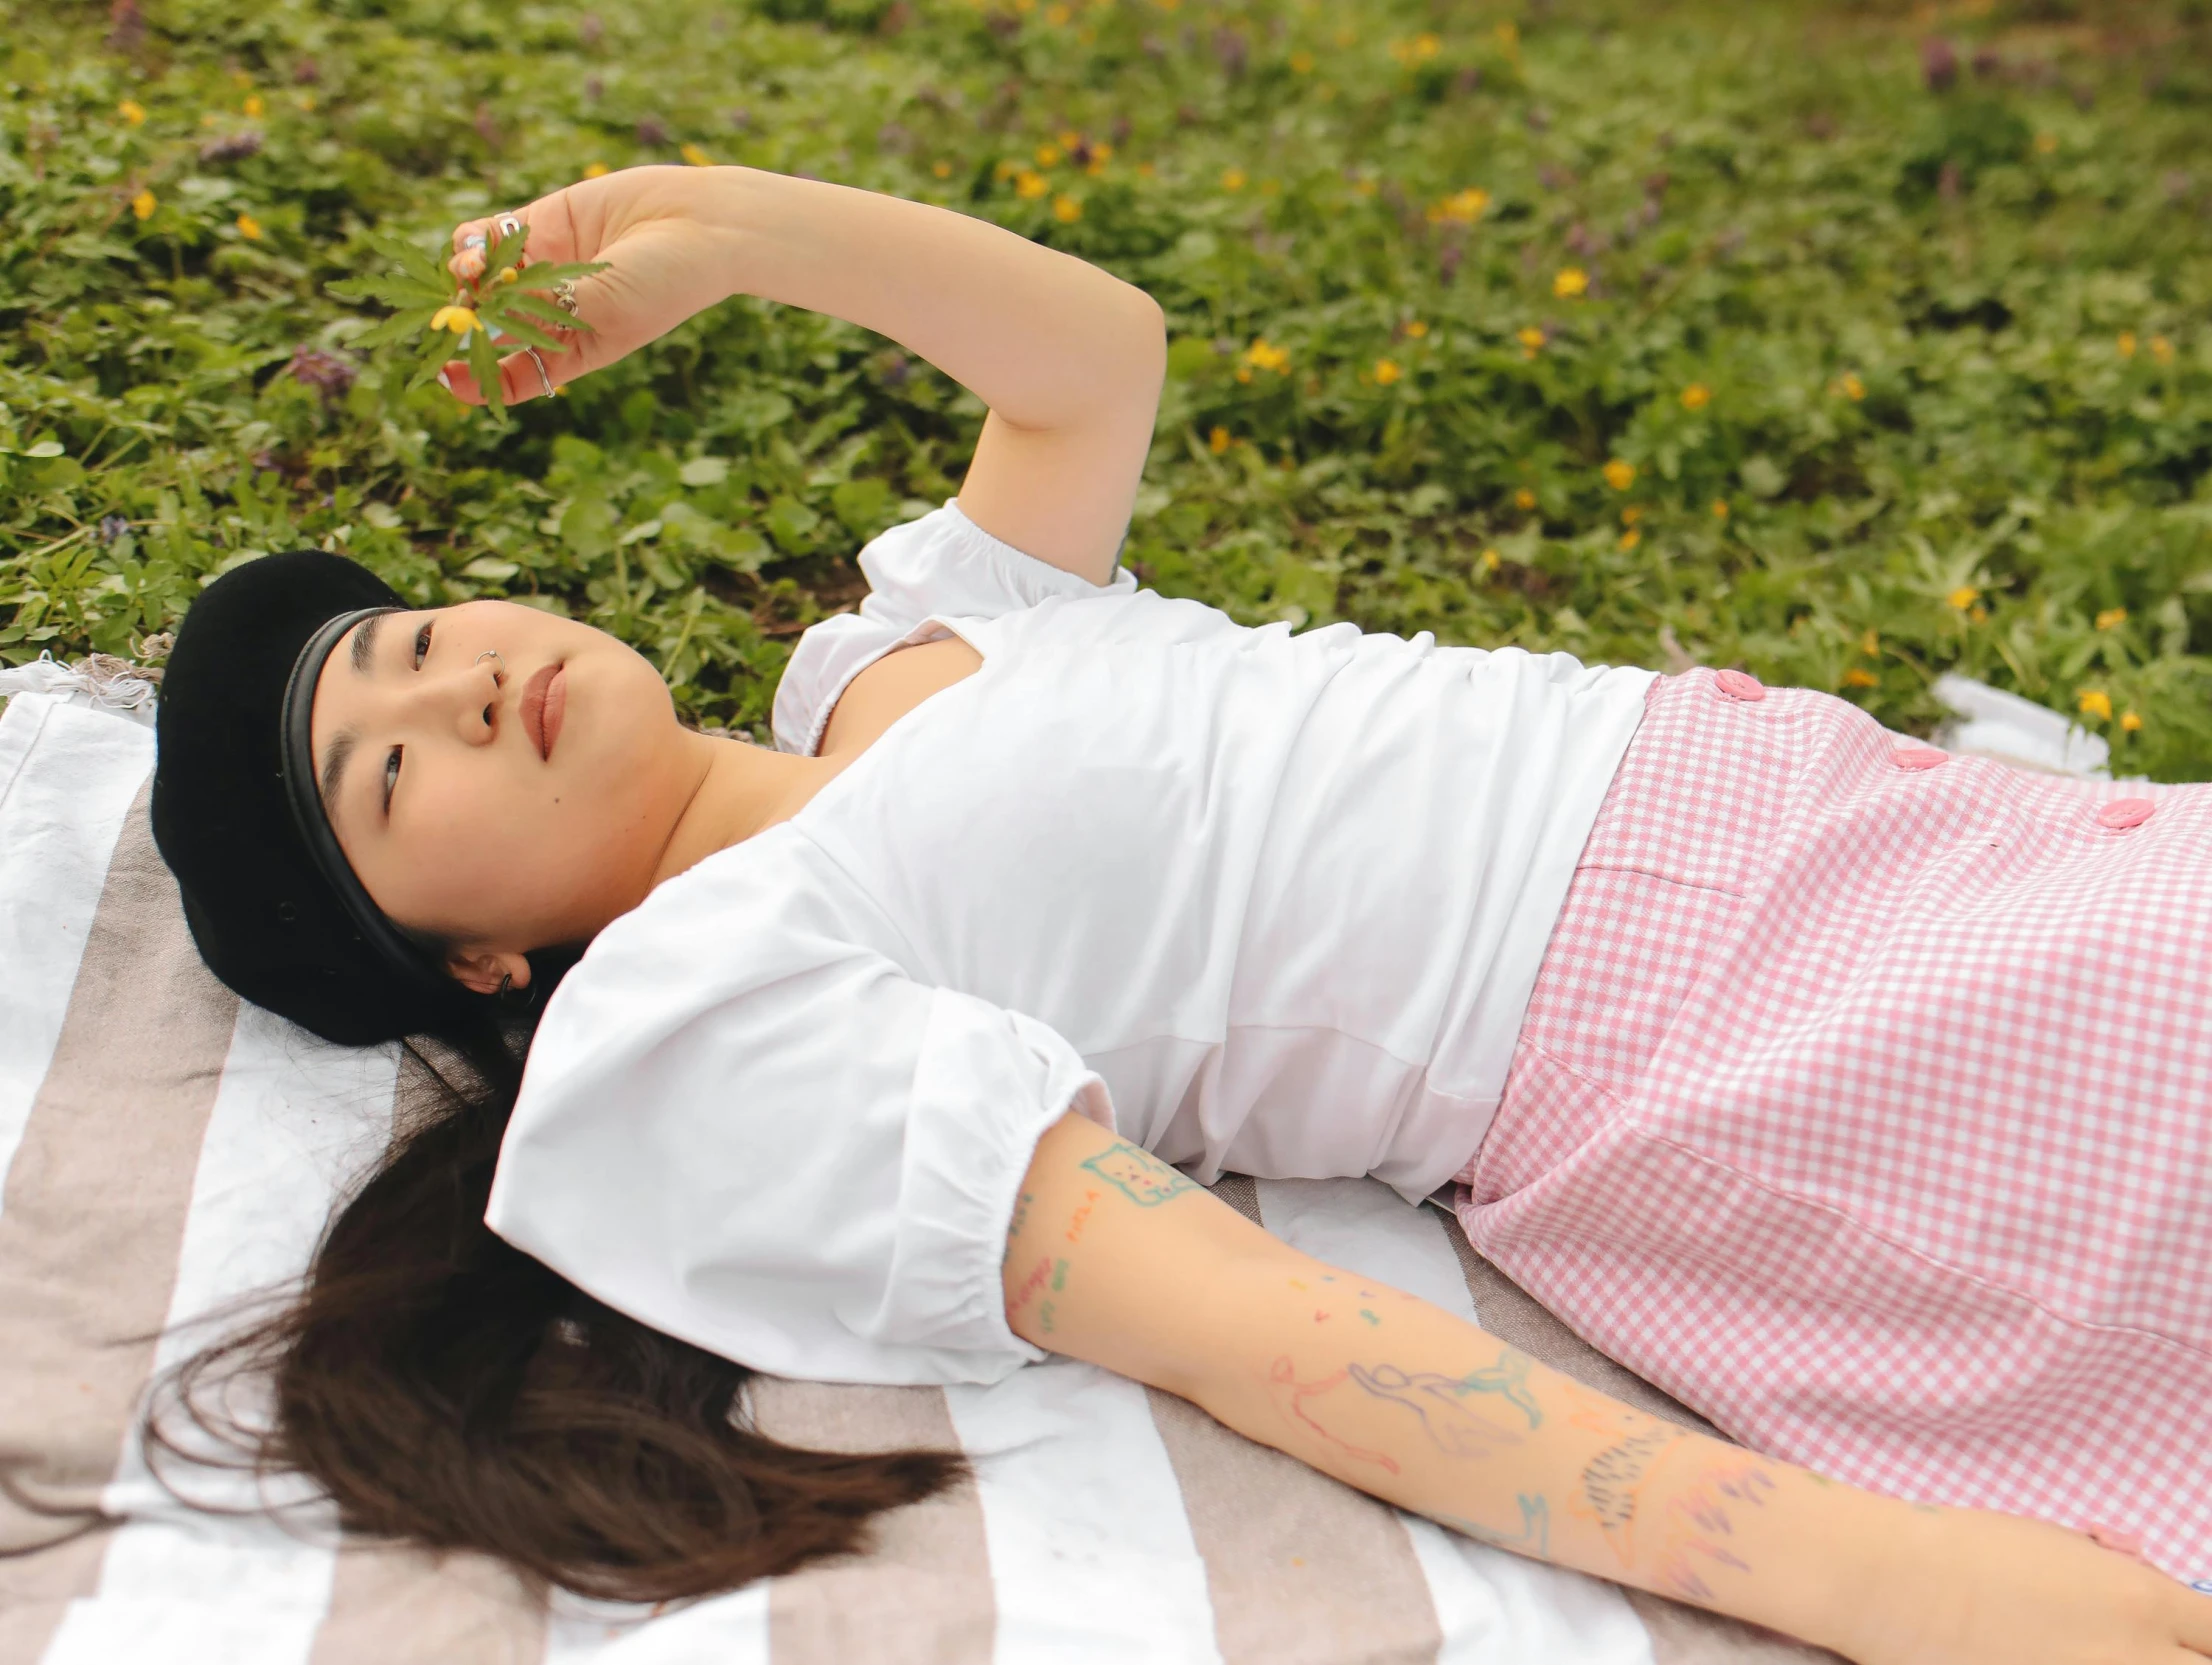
top-left (148, 164), bottom-right (2212, 1665)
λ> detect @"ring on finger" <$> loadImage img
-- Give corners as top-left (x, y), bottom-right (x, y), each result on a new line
top-left (495, 213), bottom-right (526, 264)
top-left (552, 278), bottom-right (582, 317)
top-left (461, 232), bottom-right (487, 252)
top-left (524, 346), bottom-right (556, 400)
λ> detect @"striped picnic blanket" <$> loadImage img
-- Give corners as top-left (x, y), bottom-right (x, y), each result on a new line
top-left (0, 686), bottom-right (1828, 1665)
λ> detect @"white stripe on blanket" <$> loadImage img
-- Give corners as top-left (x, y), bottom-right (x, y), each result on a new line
top-left (0, 694), bottom-right (153, 1221)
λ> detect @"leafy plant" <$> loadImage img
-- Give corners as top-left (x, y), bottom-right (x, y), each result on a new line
top-left (327, 225), bottom-right (606, 420)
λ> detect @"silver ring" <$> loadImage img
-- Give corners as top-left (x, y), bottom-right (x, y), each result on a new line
top-left (524, 346), bottom-right (555, 399)
top-left (552, 278), bottom-right (582, 317)
top-left (495, 213), bottom-right (522, 239)
top-left (476, 649), bottom-right (505, 677)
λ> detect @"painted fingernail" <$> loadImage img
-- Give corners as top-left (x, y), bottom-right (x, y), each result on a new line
top-left (462, 232), bottom-right (486, 250)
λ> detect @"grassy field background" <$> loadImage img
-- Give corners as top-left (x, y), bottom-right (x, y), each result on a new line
top-left (5, 0), bottom-right (2212, 774)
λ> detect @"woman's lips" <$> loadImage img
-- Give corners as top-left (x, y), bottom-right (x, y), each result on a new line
top-left (520, 664), bottom-right (566, 761)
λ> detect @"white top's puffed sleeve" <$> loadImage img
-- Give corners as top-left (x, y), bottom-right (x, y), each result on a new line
top-left (772, 499), bottom-right (1138, 757)
top-left (484, 837), bottom-right (1116, 1387)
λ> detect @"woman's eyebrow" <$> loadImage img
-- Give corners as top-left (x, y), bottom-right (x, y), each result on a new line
top-left (349, 611), bottom-right (386, 674)
top-left (318, 729), bottom-right (360, 819)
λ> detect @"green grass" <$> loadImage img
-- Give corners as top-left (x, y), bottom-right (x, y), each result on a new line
top-left (6, 0), bottom-right (2212, 774)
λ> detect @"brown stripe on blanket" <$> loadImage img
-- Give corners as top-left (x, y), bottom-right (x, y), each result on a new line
top-left (751, 1379), bottom-right (994, 1665)
top-left (1150, 1170), bottom-right (1439, 1665)
top-left (0, 790), bottom-right (239, 1665)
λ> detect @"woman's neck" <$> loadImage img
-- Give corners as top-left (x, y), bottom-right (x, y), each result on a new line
top-left (647, 730), bottom-right (841, 894)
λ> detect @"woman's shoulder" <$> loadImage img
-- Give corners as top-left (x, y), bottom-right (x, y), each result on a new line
top-left (771, 499), bottom-right (1155, 755)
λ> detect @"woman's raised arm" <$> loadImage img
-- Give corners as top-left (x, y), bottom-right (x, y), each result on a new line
top-left (444, 166), bottom-right (1163, 586)
top-left (1007, 1111), bottom-right (2212, 1665)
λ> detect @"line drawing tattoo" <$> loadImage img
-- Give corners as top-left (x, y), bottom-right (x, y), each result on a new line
top-left (1441, 1494), bottom-right (1551, 1558)
top-left (1009, 1189), bottom-right (1033, 1241)
top-left (1345, 1353), bottom-right (1540, 1459)
top-left (1652, 1459), bottom-right (1778, 1601)
top-left (1080, 1143), bottom-right (1198, 1206)
top-left (1577, 1425), bottom-right (1688, 1564)
top-left (1008, 1254), bottom-right (1054, 1314)
top-left (1265, 1356), bottom-right (1402, 1475)
top-left (1358, 1309), bottom-right (1381, 1326)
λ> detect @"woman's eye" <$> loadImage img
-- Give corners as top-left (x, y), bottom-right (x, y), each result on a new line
top-left (413, 622), bottom-right (433, 668)
top-left (383, 746), bottom-right (402, 812)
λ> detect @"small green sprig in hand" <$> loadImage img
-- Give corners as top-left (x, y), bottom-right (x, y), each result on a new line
top-left (328, 222), bottom-right (607, 418)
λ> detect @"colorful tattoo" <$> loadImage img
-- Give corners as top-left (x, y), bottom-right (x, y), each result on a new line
top-left (1009, 1189), bottom-right (1034, 1242)
top-left (1265, 1356), bottom-right (1402, 1475)
top-left (1650, 1458), bottom-right (1778, 1602)
top-left (1345, 1356), bottom-right (1538, 1459)
top-left (1576, 1425), bottom-right (1688, 1563)
top-left (1081, 1143), bottom-right (1198, 1207)
top-left (1358, 1309), bottom-right (1381, 1326)
top-left (1441, 1493), bottom-right (1552, 1558)
top-left (1064, 1187), bottom-right (1102, 1245)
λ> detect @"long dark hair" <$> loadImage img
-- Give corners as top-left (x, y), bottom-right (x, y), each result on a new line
top-left (140, 993), bottom-right (968, 1605)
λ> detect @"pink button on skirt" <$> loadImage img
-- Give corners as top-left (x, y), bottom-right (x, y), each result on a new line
top-left (1455, 667), bottom-right (2211, 1584)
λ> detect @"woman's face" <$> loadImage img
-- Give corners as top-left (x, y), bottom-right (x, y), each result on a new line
top-left (308, 600), bottom-right (702, 988)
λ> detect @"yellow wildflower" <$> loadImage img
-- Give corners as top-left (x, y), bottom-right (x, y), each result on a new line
top-left (996, 159), bottom-right (1021, 181)
top-left (1157, 0), bottom-right (1180, 10)
top-left (1236, 367), bottom-right (1253, 383)
top-left (130, 188), bottom-right (157, 221)
top-left (1837, 372), bottom-right (1867, 402)
top-left (2034, 132), bottom-right (2059, 156)
top-left (1374, 358), bottom-right (1402, 386)
top-left (1970, 605), bottom-right (1988, 624)
top-left (1058, 129), bottom-right (1079, 149)
top-left (2095, 607), bottom-right (2128, 630)
top-left (2118, 331), bottom-right (2138, 360)
top-left (1681, 382), bottom-right (1712, 411)
top-left (1514, 488), bottom-right (1539, 512)
top-left (1843, 668), bottom-right (1879, 688)
top-left (1861, 629), bottom-right (1880, 656)
top-left (118, 98), bottom-right (146, 126)
top-left (2152, 336), bottom-right (2175, 365)
top-left (497, 266), bottom-right (519, 285)
top-left (2120, 709), bottom-right (2143, 733)
top-left (1712, 499), bottom-right (1730, 520)
top-left (1480, 547), bottom-right (1501, 573)
top-left (1137, 161), bottom-right (1155, 178)
top-left (1621, 505), bottom-right (1643, 526)
top-left (431, 305), bottom-right (481, 335)
top-left (1947, 585), bottom-right (1980, 610)
top-left (1427, 187), bottom-right (1491, 226)
top-left (235, 212), bottom-right (263, 241)
top-left (1618, 528), bottom-right (1642, 552)
top-left (1496, 20), bottom-right (1520, 50)
top-left (1403, 320), bottom-right (1428, 339)
top-left (1518, 325), bottom-right (1546, 359)
top-left (2077, 689), bottom-right (2113, 722)
top-left (1053, 194), bottom-right (1083, 223)
top-left (1243, 338), bottom-right (1291, 374)
top-left (1290, 50), bottom-right (1315, 74)
top-left (681, 144), bottom-right (711, 167)
top-left (1035, 143), bottom-right (1062, 167)
top-left (583, 161), bottom-right (610, 178)
top-left (932, 160), bottom-right (953, 179)
top-left (1221, 166), bottom-right (1247, 192)
top-left (1390, 33), bottom-right (1442, 65)
top-left (1554, 267), bottom-right (1589, 299)
top-left (1045, 1), bottom-right (1071, 22)
top-left (1209, 426), bottom-right (1232, 455)
top-left (243, 93), bottom-right (265, 117)
top-left (1092, 142), bottom-right (1115, 163)
top-left (1015, 169), bottom-right (1049, 200)
top-left (1603, 459), bottom-right (1636, 492)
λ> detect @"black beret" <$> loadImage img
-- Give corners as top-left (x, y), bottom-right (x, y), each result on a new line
top-left (151, 551), bottom-right (480, 1046)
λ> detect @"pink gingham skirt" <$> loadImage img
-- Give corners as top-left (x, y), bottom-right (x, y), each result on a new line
top-left (1453, 666), bottom-right (2212, 1585)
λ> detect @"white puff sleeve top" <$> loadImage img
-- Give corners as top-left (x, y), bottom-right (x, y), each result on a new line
top-left (486, 500), bottom-right (1656, 1387)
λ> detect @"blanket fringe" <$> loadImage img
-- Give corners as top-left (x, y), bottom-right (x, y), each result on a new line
top-left (0, 651), bottom-right (161, 727)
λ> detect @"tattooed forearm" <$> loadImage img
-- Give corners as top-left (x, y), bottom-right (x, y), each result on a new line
top-left (1651, 1459), bottom-right (1778, 1602)
top-left (1080, 1142), bottom-right (1198, 1206)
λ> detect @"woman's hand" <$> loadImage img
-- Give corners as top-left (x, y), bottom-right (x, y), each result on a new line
top-left (441, 165), bottom-right (740, 407)
top-left (1830, 1502), bottom-right (2212, 1665)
